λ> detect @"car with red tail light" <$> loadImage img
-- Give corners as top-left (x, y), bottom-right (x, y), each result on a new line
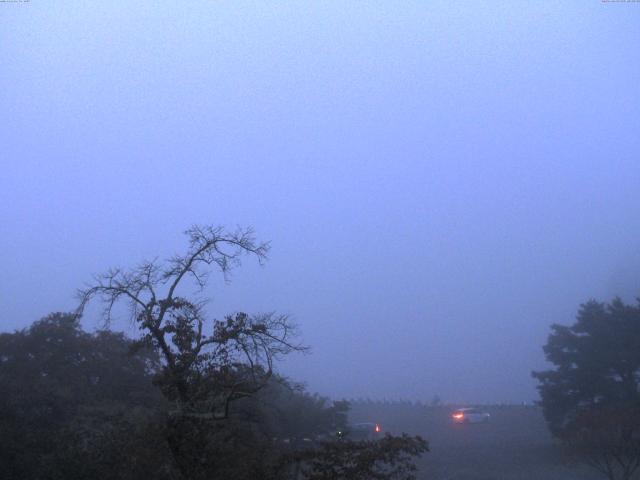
top-left (337, 422), bottom-right (384, 440)
top-left (451, 407), bottom-right (490, 424)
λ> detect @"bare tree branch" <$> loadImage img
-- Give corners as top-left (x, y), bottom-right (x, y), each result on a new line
top-left (76, 224), bottom-right (304, 424)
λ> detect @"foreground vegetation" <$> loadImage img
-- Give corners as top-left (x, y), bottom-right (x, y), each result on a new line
top-left (0, 313), bottom-right (428, 480)
top-left (1, 224), bottom-right (638, 480)
top-left (0, 224), bottom-right (427, 480)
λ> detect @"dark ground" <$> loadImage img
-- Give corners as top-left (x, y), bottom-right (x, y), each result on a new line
top-left (348, 402), bottom-right (603, 480)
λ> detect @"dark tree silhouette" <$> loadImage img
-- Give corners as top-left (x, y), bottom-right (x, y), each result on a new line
top-left (77, 225), bottom-right (305, 420)
top-left (278, 434), bottom-right (429, 480)
top-left (75, 224), bottom-right (428, 479)
top-left (0, 313), bottom-right (369, 480)
top-left (0, 313), bottom-right (171, 480)
top-left (76, 225), bottom-right (307, 479)
top-left (533, 298), bottom-right (640, 480)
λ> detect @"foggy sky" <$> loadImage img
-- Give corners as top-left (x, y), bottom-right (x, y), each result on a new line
top-left (1, 1), bottom-right (639, 404)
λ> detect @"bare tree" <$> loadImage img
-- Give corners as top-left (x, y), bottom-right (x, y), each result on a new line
top-left (77, 225), bottom-right (306, 420)
top-left (74, 225), bottom-right (429, 480)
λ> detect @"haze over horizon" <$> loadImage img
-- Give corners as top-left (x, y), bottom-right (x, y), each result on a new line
top-left (2, 1), bottom-right (639, 404)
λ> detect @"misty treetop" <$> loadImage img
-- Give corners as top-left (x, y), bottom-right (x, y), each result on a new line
top-left (77, 225), bottom-right (305, 422)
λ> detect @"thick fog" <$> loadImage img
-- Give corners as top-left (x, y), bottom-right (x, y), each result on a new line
top-left (1, 2), bottom-right (639, 404)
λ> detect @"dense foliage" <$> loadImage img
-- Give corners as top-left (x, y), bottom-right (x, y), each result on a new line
top-left (533, 298), bottom-right (640, 480)
top-left (283, 434), bottom-right (429, 480)
top-left (0, 312), bottom-right (171, 480)
top-left (0, 313), bottom-right (427, 479)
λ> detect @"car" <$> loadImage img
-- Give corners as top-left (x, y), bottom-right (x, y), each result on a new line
top-left (451, 407), bottom-right (490, 424)
top-left (337, 422), bottom-right (383, 440)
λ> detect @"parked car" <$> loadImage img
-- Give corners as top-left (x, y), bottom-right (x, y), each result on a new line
top-left (337, 422), bottom-right (383, 440)
top-left (451, 407), bottom-right (490, 424)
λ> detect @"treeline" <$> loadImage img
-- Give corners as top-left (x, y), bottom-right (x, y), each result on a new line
top-left (0, 313), bottom-right (426, 480)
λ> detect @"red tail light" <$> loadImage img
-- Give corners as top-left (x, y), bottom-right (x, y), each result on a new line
top-left (374, 424), bottom-right (381, 433)
top-left (452, 413), bottom-right (464, 420)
